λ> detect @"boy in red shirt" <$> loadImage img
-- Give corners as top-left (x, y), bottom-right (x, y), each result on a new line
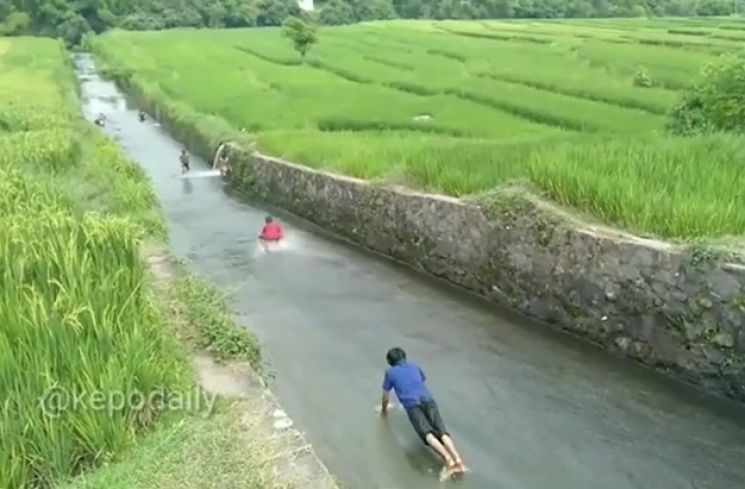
top-left (259, 216), bottom-right (284, 242)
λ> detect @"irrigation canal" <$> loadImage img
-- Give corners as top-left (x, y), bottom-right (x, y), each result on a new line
top-left (75, 54), bottom-right (745, 489)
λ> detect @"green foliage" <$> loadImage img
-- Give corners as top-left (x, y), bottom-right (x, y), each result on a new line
top-left (167, 275), bottom-right (262, 368)
top-left (3, 0), bottom-right (743, 37)
top-left (57, 13), bottom-right (92, 47)
top-left (282, 15), bottom-right (317, 58)
top-left (0, 10), bottom-right (29, 35)
top-left (0, 37), bottom-right (193, 488)
top-left (668, 54), bottom-right (745, 135)
top-left (256, 0), bottom-right (301, 26)
top-left (633, 66), bottom-right (653, 88)
top-left (119, 13), bottom-right (166, 31)
top-left (320, 0), bottom-right (356, 25)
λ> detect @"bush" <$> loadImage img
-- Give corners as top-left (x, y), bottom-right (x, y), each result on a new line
top-left (0, 11), bottom-right (30, 36)
top-left (56, 14), bottom-right (92, 47)
top-left (119, 13), bottom-right (166, 31)
top-left (319, 0), bottom-right (355, 25)
top-left (632, 66), bottom-right (653, 88)
top-left (668, 54), bottom-right (745, 135)
top-left (162, 7), bottom-right (203, 28)
top-left (256, 0), bottom-right (300, 26)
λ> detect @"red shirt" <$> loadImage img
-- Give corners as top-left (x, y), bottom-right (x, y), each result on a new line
top-left (260, 222), bottom-right (283, 241)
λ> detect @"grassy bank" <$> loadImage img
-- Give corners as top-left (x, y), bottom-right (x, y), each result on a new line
top-left (60, 399), bottom-right (281, 489)
top-left (89, 19), bottom-right (745, 239)
top-left (0, 37), bottom-right (265, 489)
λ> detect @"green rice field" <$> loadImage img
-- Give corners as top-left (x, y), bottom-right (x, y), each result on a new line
top-left (0, 37), bottom-right (188, 488)
top-left (91, 18), bottom-right (745, 239)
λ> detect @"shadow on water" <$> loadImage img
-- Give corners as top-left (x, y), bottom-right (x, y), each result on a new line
top-left (72, 53), bottom-right (745, 489)
top-left (181, 177), bottom-right (193, 195)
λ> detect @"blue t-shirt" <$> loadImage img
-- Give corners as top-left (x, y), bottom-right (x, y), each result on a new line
top-left (382, 361), bottom-right (433, 409)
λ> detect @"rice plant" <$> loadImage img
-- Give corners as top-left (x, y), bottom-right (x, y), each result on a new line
top-left (0, 37), bottom-right (189, 488)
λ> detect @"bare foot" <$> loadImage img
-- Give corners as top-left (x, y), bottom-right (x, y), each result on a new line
top-left (439, 465), bottom-right (456, 482)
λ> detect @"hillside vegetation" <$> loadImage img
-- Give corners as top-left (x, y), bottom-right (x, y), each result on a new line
top-left (1, 0), bottom-right (739, 44)
top-left (92, 18), bottom-right (745, 239)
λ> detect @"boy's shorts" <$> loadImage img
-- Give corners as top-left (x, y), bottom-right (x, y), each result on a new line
top-left (405, 399), bottom-right (448, 444)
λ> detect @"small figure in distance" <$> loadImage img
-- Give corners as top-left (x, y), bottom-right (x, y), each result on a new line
top-left (217, 144), bottom-right (230, 177)
top-left (94, 113), bottom-right (106, 127)
top-left (139, 110), bottom-right (146, 122)
top-left (180, 149), bottom-right (190, 174)
top-left (380, 347), bottom-right (467, 480)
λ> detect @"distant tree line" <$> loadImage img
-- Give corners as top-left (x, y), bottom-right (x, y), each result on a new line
top-left (0, 0), bottom-right (741, 45)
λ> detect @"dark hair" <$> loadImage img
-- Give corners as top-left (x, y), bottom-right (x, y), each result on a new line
top-left (265, 216), bottom-right (273, 223)
top-left (386, 347), bottom-right (406, 366)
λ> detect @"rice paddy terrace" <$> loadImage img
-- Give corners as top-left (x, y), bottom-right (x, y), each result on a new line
top-left (92, 17), bottom-right (745, 240)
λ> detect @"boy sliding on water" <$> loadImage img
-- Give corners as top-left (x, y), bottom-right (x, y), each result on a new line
top-left (380, 347), bottom-right (466, 479)
top-left (258, 216), bottom-right (284, 253)
top-left (259, 216), bottom-right (284, 241)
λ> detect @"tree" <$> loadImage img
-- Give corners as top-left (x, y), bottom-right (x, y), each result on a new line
top-left (57, 13), bottom-right (91, 46)
top-left (256, 0), bottom-right (299, 26)
top-left (369, 0), bottom-right (397, 19)
top-left (319, 0), bottom-right (355, 24)
top-left (0, 11), bottom-right (30, 35)
top-left (0, 0), bottom-right (12, 19)
top-left (282, 16), bottom-right (318, 59)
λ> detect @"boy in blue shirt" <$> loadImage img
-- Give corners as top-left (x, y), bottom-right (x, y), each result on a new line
top-left (380, 347), bottom-right (466, 478)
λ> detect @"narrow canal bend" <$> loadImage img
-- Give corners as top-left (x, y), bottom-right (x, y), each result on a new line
top-left (75, 54), bottom-right (745, 489)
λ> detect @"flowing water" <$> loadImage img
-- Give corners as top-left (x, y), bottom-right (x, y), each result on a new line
top-left (74, 54), bottom-right (745, 489)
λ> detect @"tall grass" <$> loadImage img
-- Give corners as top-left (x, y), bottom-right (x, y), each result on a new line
top-left (258, 130), bottom-right (745, 238)
top-left (0, 197), bottom-right (187, 488)
top-left (0, 37), bottom-right (188, 488)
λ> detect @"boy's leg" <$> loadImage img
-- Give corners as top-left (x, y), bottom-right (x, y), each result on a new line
top-left (440, 436), bottom-right (465, 469)
top-left (422, 400), bottom-right (465, 469)
top-left (424, 433), bottom-right (455, 467)
top-left (406, 406), bottom-right (455, 467)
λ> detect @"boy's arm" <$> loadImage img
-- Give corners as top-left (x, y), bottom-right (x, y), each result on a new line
top-left (381, 371), bottom-right (392, 415)
top-left (380, 390), bottom-right (390, 415)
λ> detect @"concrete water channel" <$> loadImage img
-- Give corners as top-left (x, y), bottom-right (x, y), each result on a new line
top-left (74, 54), bottom-right (745, 489)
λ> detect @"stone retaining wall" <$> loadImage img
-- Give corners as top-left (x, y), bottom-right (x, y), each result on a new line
top-left (228, 147), bottom-right (745, 403)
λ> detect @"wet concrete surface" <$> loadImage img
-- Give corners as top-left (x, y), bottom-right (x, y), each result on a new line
top-left (74, 54), bottom-right (745, 489)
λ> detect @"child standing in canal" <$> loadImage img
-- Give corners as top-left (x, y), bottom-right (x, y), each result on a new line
top-left (380, 347), bottom-right (467, 480)
top-left (179, 149), bottom-right (190, 174)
